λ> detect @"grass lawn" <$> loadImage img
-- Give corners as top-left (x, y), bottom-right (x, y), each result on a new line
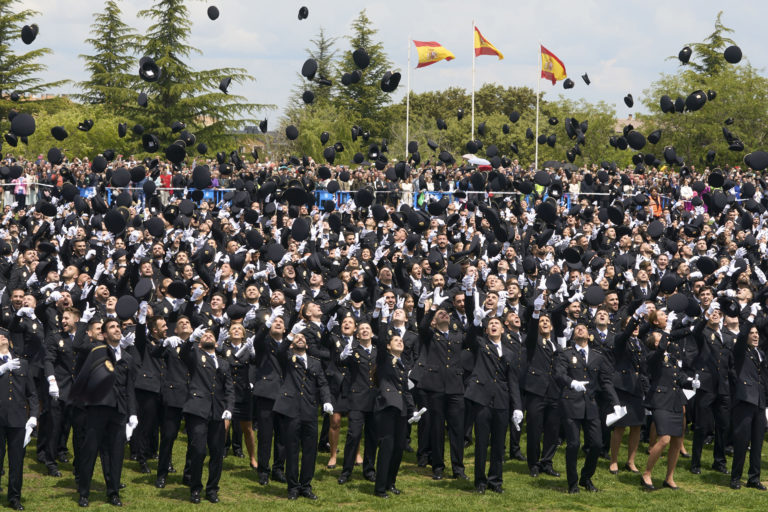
top-left (9, 425), bottom-right (768, 511)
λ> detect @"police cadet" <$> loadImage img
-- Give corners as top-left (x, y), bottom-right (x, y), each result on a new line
top-left (70, 317), bottom-right (137, 508)
top-left (179, 326), bottom-right (234, 504)
top-left (337, 321), bottom-right (377, 484)
top-left (272, 331), bottom-right (333, 500)
top-left (465, 287), bottom-right (523, 494)
top-left (416, 286), bottom-right (466, 480)
top-left (0, 329), bottom-right (39, 511)
top-left (524, 292), bottom-right (562, 477)
top-left (555, 318), bottom-right (621, 494)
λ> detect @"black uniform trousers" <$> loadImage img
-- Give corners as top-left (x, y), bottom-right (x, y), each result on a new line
top-left (472, 402), bottom-right (508, 489)
top-left (525, 394), bottom-right (561, 471)
top-left (71, 406), bottom-right (88, 481)
top-left (280, 414), bottom-right (318, 494)
top-left (157, 406), bottom-right (184, 480)
top-left (0, 426), bottom-right (24, 501)
top-left (78, 405), bottom-right (125, 499)
top-left (426, 391), bottom-right (464, 473)
top-left (185, 414), bottom-right (225, 495)
top-left (413, 389), bottom-right (431, 464)
top-left (134, 390), bottom-right (161, 463)
top-left (691, 391), bottom-right (729, 470)
top-left (564, 416), bottom-right (602, 487)
top-left (51, 400), bottom-right (74, 459)
top-left (731, 401), bottom-right (766, 484)
top-left (374, 407), bottom-right (407, 494)
top-left (254, 397), bottom-right (285, 476)
top-left (341, 410), bottom-right (376, 478)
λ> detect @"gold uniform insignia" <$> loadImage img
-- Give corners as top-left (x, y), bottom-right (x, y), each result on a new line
top-left (59, 340), bottom-right (65, 347)
top-left (572, 356), bottom-right (578, 364)
top-left (105, 360), bottom-right (114, 372)
top-left (711, 334), bottom-right (715, 340)
top-left (208, 320), bottom-right (213, 326)
top-left (32, 323), bottom-right (37, 330)
top-left (589, 334), bottom-right (594, 341)
top-left (355, 352), bottom-right (360, 359)
top-left (176, 347), bottom-right (181, 353)
top-left (453, 323), bottom-right (458, 330)
top-left (201, 355), bottom-right (207, 363)
top-left (226, 349), bottom-right (231, 358)
top-left (292, 355), bottom-right (297, 363)
top-left (392, 356), bottom-right (398, 366)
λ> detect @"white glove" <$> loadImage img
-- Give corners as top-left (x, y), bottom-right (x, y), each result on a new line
top-left (688, 271), bottom-right (703, 279)
top-left (40, 282), bottom-right (58, 294)
top-left (418, 287), bottom-right (432, 308)
top-left (138, 301), bottom-right (149, 324)
top-left (244, 307), bottom-right (257, 323)
top-left (691, 373), bottom-right (701, 390)
top-left (754, 267), bottom-right (767, 285)
top-left (119, 331), bottom-right (136, 348)
top-left (48, 377), bottom-right (59, 399)
top-left (217, 328), bottom-right (229, 347)
top-left (26, 274), bottom-right (38, 287)
top-left (433, 287), bottom-right (448, 307)
top-left (326, 314), bottom-right (339, 332)
top-left (190, 287), bottom-right (204, 301)
top-left (235, 339), bottom-right (253, 359)
top-left (323, 403), bottom-right (334, 415)
top-left (163, 336), bottom-right (183, 348)
top-left (512, 409), bottom-right (523, 431)
top-left (290, 320), bottom-right (307, 335)
top-left (534, 294), bottom-right (546, 311)
top-left (23, 417), bottom-right (36, 447)
top-left (375, 296), bottom-right (387, 311)
top-left (473, 306), bottom-right (487, 327)
top-left (295, 293), bottom-right (304, 312)
top-left (128, 415), bottom-right (139, 429)
top-left (172, 298), bottom-right (186, 312)
top-left (45, 290), bottom-right (62, 304)
top-left (16, 307), bottom-right (35, 318)
top-left (226, 277), bottom-right (236, 293)
top-left (633, 303), bottom-right (648, 319)
top-left (81, 305), bottom-right (96, 323)
top-left (222, 410), bottom-right (232, 421)
top-left (266, 306), bottom-right (284, 328)
top-left (462, 274), bottom-right (475, 293)
top-left (408, 407), bottom-right (427, 424)
top-left (85, 249), bottom-right (97, 261)
top-left (190, 325), bottom-right (207, 342)
top-left (0, 357), bottom-right (21, 375)
top-left (570, 380), bottom-right (588, 392)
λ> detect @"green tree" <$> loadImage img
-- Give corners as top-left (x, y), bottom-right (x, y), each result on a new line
top-left (332, 9), bottom-right (394, 130)
top-left (134, 0), bottom-right (269, 153)
top-left (643, 13), bottom-right (768, 168)
top-left (287, 28), bottom-right (337, 115)
top-left (75, 0), bottom-right (138, 107)
top-left (0, 0), bottom-right (68, 99)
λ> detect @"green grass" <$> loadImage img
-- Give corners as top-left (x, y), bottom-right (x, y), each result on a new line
top-left (10, 426), bottom-right (768, 511)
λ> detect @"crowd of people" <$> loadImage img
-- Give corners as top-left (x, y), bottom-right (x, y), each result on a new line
top-left (0, 152), bottom-right (767, 509)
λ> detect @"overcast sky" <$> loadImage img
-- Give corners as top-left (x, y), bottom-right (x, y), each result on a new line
top-left (23, 0), bottom-right (766, 121)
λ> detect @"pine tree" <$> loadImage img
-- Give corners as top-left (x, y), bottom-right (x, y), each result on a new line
top-left (332, 10), bottom-right (394, 130)
top-left (75, 0), bottom-right (138, 107)
top-left (134, 0), bottom-right (267, 149)
top-left (0, 0), bottom-right (68, 99)
top-left (288, 28), bottom-right (337, 112)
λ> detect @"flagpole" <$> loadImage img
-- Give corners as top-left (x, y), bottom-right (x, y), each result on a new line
top-left (534, 42), bottom-right (541, 171)
top-left (406, 35), bottom-right (411, 161)
top-left (471, 19), bottom-right (476, 140)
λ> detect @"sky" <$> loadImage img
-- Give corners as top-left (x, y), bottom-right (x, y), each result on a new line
top-left (21, 0), bottom-right (768, 122)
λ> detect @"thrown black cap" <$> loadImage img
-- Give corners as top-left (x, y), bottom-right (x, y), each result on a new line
top-left (353, 48), bottom-right (370, 69)
top-left (219, 76), bottom-right (231, 94)
top-left (380, 71), bottom-right (401, 93)
top-left (724, 45), bottom-right (742, 64)
top-left (301, 59), bottom-right (317, 80)
top-left (139, 56), bottom-right (161, 82)
top-left (10, 113), bottom-right (35, 137)
top-left (286, 125), bottom-right (299, 140)
top-left (679, 46), bottom-right (692, 64)
top-left (563, 78), bottom-right (574, 89)
top-left (207, 5), bottom-right (219, 20)
top-left (298, 6), bottom-right (308, 20)
top-left (167, 281), bottom-right (187, 299)
top-left (584, 285), bottom-right (605, 306)
top-left (581, 73), bottom-right (590, 85)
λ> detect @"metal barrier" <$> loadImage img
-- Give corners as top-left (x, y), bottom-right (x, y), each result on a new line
top-left (103, 187), bottom-right (233, 205)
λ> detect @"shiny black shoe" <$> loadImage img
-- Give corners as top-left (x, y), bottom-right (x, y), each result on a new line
top-left (190, 491), bottom-right (201, 504)
top-left (387, 486), bottom-right (402, 495)
top-left (287, 492), bottom-right (298, 500)
top-left (432, 469), bottom-right (443, 481)
top-left (48, 467), bottom-right (62, 477)
top-left (580, 479), bottom-right (598, 492)
top-left (168, 464), bottom-right (177, 473)
top-left (640, 478), bottom-right (656, 491)
top-left (689, 466), bottom-right (701, 475)
top-left (139, 462), bottom-right (151, 474)
top-left (337, 474), bottom-right (349, 485)
top-left (300, 490), bottom-right (318, 500)
top-left (568, 485), bottom-right (579, 494)
top-left (542, 467), bottom-right (561, 477)
top-left (489, 485), bottom-right (504, 494)
top-left (529, 468), bottom-right (540, 478)
top-left (663, 481), bottom-right (679, 490)
top-left (9, 499), bottom-right (23, 511)
top-left (364, 473), bottom-right (376, 482)
top-left (374, 491), bottom-right (389, 499)
top-left (233, 450), bottom-right (245, 458)
top-left (403, 444), bottom-right (414, 453)
top-left (155, 477), bottom-right (166, 489)
top-left (78, 496), bottom-right (89, 508)
top-left (510, 450), bottom-right (526, 462)
top-left (746, 481), bottom-right (767, 491)
top-left (206, 492), bottom-right (219, 503)
top-left (475, 484), bottom-right (486, 494)
top-left (108, 495), bottom-right (123, 507)
top-left (271, 470), bottom-right (287, 483)
top-left (452, 472), bottom-right (469, 481)
top-left (730, 480), bottom-right (742, 490)
top-left (712, 464), bottom-right (729, 474)
top-left (417, 456), bottom-right (429, 467)
top-left (118, 483), bottom-right (126, 489)
top-left (58, 454), bottom-right (70, 464)
top-left (258, 473), bottom-right (269, 486)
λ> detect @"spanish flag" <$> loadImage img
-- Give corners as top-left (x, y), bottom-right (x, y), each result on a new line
top-left (474, 27), bottom-right (504, 60)
top-left (414, 40), bottom-right (455, 68)
top-left (541, 45), bottom-right (567, 85)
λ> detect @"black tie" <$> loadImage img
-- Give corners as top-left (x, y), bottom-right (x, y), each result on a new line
top-left (579, 348), bottom-right (587, 363)
top-left (1, 355), bottom-right (7, 363)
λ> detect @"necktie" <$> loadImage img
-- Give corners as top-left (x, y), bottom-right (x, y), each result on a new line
top-left (579, 348), bottom-right (587, 363)
top-left (460, 315), bottom-right (466, 326)
top-left (1, 355), bottom-right (7, 363)
top-left (211, 354), bottom-right (218, 369)
top-left (600, 332), bottom-right (607, 343)
top-left (300, 355), bottom-right (307, 368)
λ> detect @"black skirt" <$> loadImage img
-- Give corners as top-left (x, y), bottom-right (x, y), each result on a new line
top-left (652, 408), bottom-right (684, 437)
top-left (233, 399), bottom-right (253, 422)
top-left (613, 389), bottom-right (645, 427)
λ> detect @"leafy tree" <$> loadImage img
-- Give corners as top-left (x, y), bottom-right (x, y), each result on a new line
top-left (287, 28), bottom-right (337, 115)
top-left (332, 9), bottom-right (394, 130)
top-left (643, 13), bottom-right (768, 168)
top-left (0, 0), bottom-right (68, 100)
top-left (134, 0), bottom-right (269, 153)
top-left (75, 0), bottom-right (138, 107)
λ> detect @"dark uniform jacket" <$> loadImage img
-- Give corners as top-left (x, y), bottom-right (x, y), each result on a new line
top-left (72, 343), bottom-right (138, 418)
top-left (161, 342), bottom-right (189, 409)
top-left (44, 330), bottom-right (79, 402)
top-left (180, 341), bottom-right (235, 421)
top-left (272, 341), bottom-right (332, 422)
top-left (555, 346), bottom-right (619, 420)
top-left (612, 317), bottom-right (648, 397)
top-left (731, 323), bottom-right (768, 408)
top-left (251, 326), bottom-right (285, 401)
top-left (373, 337), bottom-right (414, 417)
top-left (340, 341), bottom-right (377, 412)
top-left (523, 313), bottom-right (561, 399)
top-left (415, 309), bottom-right (465, 394)
top-left (0, 355), bottom-right (39, 428)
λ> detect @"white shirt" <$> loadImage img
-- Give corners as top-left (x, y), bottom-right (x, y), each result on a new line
top-left (208, 351), bottom-right (218, 369)
top-left (297, 354), bottom-right (307, 368)
top-left (112, 345), bottom-right (122, 361)
top-left (490, 340), bottom-right (503, 357)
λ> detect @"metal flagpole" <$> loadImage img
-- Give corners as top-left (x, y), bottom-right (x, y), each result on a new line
top-left (534, 43), bottom-right (541, 171)
top-left (406, 35), bottom-right (411, 160)
top-left (471, 19), bottom-right (476, 140)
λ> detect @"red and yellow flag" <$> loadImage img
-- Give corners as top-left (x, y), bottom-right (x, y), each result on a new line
top-left (540, 45), bottom-right (567, 85)
top-left (414, 40), bottom-right (455, 68)
top-left (474, 27), bottom-right (504, 60)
